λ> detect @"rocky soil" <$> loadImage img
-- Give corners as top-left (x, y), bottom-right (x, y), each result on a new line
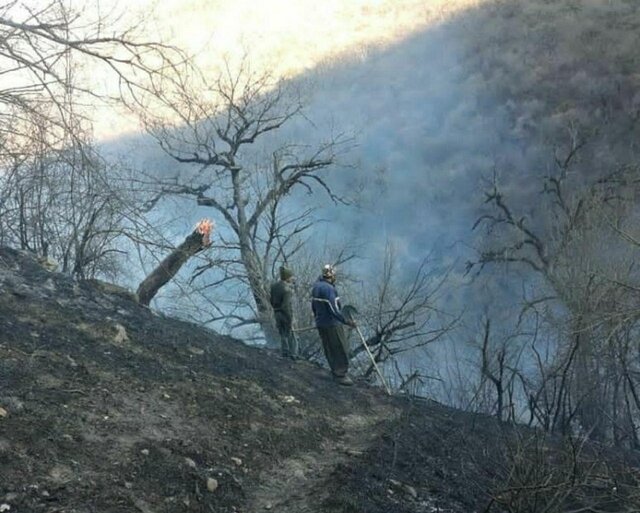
top-left (1, 247), bottom-right (638, 513)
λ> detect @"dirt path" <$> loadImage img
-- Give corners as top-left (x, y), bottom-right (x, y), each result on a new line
top-left (246, 405), bottom-right (398, 513)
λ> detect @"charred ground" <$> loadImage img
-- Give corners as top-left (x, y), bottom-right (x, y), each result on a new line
top-left (0, 248), bottom-right (638, 513)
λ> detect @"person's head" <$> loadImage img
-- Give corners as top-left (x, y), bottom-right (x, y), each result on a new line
top-left (322, 264), bottom-right (336, 284)
top-left (280, 265), bottom-right (294, 282)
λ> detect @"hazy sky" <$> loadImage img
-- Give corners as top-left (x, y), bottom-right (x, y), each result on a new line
top-left (83, 0), bottom-right (484, 139)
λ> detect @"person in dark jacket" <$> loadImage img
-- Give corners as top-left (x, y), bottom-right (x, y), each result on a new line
top-left (270, 265), bottom-right (298, 360)
top-left (311, 264), bottom-right (356, 386)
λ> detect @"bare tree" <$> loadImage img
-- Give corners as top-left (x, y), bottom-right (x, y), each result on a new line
top-left (350, 244), bottom-right (459, 383)
top-left (474, 318), bottom-right (525, 422)
top-left (0, 0), bottom-right (181, 148)
top-left (470, 129), bottom-right (640, 443)
top-left (0, 114), bottom-right (132, 278)
top-left (139, 59), bottom-right (352, 343)
top-left (0, 1), bottom-right (186, 281)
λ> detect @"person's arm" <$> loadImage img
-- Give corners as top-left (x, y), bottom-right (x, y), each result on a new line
top-left (311, 286), bottom-right (317, 317)
top-left (326, 285), bottom-right (349, 325)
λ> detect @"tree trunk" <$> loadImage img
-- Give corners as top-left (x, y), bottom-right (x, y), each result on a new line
top-left (240, 241), bottom-right (279, 348)
top-left (137, 228), bottom-right (208, 307)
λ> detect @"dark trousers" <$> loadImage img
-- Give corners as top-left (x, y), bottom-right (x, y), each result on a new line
top-left (317, 325), bottom-right (349, 377)
top-left (275, 312), bottom-right (298, 357)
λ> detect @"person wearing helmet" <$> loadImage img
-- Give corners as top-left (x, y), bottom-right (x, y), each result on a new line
top-left (311, 264), bottom-right (356, 386)
top-left (270, 265), bottom-right (299, 360)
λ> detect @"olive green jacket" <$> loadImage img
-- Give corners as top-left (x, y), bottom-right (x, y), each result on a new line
top-left (270, 280), bottom-right (293, 321)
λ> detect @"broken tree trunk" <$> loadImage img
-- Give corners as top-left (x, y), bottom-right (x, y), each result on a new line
top-left (137, 219), bottom-right (213, 307)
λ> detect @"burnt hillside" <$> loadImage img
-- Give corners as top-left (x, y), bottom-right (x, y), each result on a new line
top-left (0, 247), bottom-right (638, 513)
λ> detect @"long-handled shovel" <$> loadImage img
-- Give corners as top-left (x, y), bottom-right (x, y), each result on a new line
top-left (343, 305), bottom-right (392, 396)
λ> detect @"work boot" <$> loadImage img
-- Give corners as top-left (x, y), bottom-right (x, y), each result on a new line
top-left (335, 375), bottom-right (354, 386)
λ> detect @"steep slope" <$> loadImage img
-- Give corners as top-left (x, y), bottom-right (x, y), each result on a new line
top-left (1, 248), bottom-right (638, 513)
top-left (0, 248), bottom-right (475, 512)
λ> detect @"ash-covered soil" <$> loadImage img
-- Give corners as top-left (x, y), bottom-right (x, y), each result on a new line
top-left (1, 247), bottom-right (637, 513)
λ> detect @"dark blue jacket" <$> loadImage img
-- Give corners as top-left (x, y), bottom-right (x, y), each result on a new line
top-left (311, 276), bottom-right (348, 327)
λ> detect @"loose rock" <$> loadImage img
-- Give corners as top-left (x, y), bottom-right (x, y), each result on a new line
top-left (113, 324), bottom-right (130, 346)
top-left (405, 485), bottom-right (418, 499)
top-left (206, 477), bottom-right (219, 492)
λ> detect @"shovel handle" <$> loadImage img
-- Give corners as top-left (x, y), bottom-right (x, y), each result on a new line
top-left (355, 326), bottom-right (392, 396)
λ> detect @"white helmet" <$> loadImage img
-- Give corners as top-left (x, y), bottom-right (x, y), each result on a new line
top-left (322, 264), bottom-right (336, 279)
